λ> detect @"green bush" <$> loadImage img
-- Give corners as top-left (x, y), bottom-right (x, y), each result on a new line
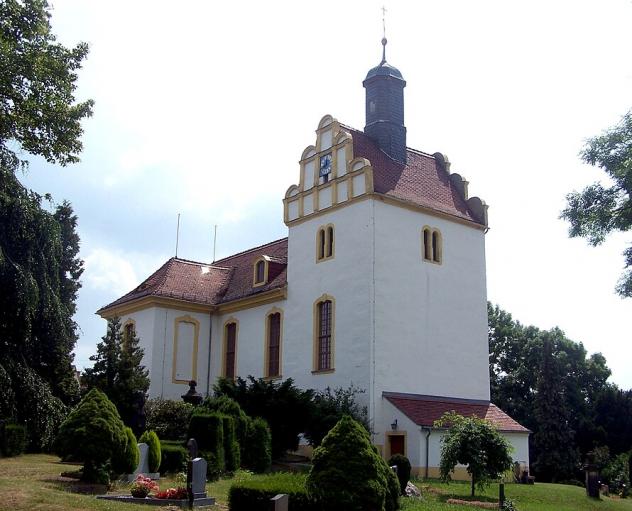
top-left (221, 416), bottom-right (240, 473)
top-left (145, 398), bottom-right (194, 440)
top-left (603, 452), bottom-right (631, 496)
top-left (54, 388), bottom-right (127, 483)
top-left (243, 417), bottom-right (271, 473)
top-left (160, 440), bottom-right (187, 474)
top-left (139, 429), bottom-right (161, 473)
top-left (306, 415), bottom-right (400, 511)
top-left (201, 396), bottom-right (249, 451)
top-left (188, 411), bottom-right (225, 479)
top-left (113, 427), bottom-right (139, 474)
top-left (2, 424), bottom-right (27, 457)
top-left (388, 454), bottom-right (411, 495)
top-left (228, 472), bottom-right (320, 511)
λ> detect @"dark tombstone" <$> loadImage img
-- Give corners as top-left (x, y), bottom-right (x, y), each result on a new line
top-left (499, 482), bottom-right (505, 508)
top-left (182, 380), bottom-right (204, 406)
top-left (584, 451), bottom-right (600, 499)
top-left (187, 438), bottom-right (199, 459)
top-left (269, 494), bottom-right (289, 511)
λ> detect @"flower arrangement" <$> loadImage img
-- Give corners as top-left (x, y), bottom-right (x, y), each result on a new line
top-left (130, 474), bottom-right (159, 498)
top-left (155, 487), bottom-right (188, 500)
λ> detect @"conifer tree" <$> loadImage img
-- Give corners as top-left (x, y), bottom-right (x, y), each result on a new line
top-left (83, 317), bottom-right (149, 428)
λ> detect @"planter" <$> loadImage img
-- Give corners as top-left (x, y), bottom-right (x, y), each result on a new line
top-left (131, 491), bottom-right (149, 498)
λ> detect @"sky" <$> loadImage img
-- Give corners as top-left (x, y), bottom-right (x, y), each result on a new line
top-left (22, 0), bottom-right (632, 388)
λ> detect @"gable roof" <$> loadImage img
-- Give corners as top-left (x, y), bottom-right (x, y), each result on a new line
top-left (98, 238), bottom-right (288, 314)
top-left (342, 125), bottom-right (484, 225)
top-left (383, 392), bottom-right (530, 433)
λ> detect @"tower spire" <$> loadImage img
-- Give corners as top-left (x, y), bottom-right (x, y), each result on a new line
top-left (381, 6), bottom-right (387, 64)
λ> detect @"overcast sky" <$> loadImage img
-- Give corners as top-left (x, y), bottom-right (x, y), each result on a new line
top-left (22, 0), bottom-right (631, 388)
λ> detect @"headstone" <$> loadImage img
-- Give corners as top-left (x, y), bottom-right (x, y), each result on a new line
top-left (187, 438), bottom-right (198, 459)
top-left (136, 443), bottom-right (150, 475)
top-left (269, 494), bottom-right (289, 511)
top-left (190, 458), bottom-right (208, 499)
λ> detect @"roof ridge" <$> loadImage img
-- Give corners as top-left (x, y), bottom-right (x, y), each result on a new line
top-left (340, 122), bottom-right (437, 159)
top-left (213, 237), bottom-right (288, 264)
top-left (173, 256), bottom-right (215, 266)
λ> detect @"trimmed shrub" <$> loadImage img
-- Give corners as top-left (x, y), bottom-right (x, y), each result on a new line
top-left (160, 440), bottom-right (187, 474)
top-left (221, 416), bottom-right (240, 473)
top-left (306, 415), bottom-right (400, 511)
top-left (388, 454), bottom-right (411, 495)
top-left (243, 417), bottom-right (271, 473)
top-left (145, 398), bottom-right (194, 440)
top-left (201, 396), bottom-right (249, 451)
top-left (139, 429), bottom-right (161, 473)
top-left (228, 472), bottom-right (320, 511)
top-left (2, 424), bottom-right (27, 457)
top-left (113, 427), bottom-right (140, 474)
top-left (54, 388), bottom-right (127, 483)
top-left (188, 411), bottom-right (225, 479)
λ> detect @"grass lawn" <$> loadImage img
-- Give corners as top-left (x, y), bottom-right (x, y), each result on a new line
top-left (2, 454), bottom-right (632, 511)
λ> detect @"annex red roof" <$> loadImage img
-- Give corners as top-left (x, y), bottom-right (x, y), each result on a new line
top-left (383, 392), bottom-right (530, 433)
top-left (343, 125), bottom-right (484, 225)
top-left (98, 238), bottom-right (288, 313)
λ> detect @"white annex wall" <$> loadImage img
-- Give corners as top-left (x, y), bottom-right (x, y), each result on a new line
top-left (372, 200), bottom-right (490, 403)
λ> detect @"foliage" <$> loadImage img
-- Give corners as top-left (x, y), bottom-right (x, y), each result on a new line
top-left (214, 376), bottom-right (313, 458)
top-left (0, 0), bottom-right (94, 173)
top-left (306, 415), bottom-right (400, 511)
top-left (188, 411), bottom-right (225, 480)
top-left (533, 339), bottom-right (579, 482)
top-left (228, 472), bottom-right (320, 511)
top-left (145, 398), bottom-right (193, 441)
top-left (603, 452), bottom-right (631, 497)
top-left (139, 430), bottom-right (161, 473)
top-left (487, 302), bottom-right (632, 481)
top-left (200, 396), bottom-right (249, 452)
top-left (388, 454), bottom-right (411, 495)
top-left (242, 417), bottom-right (272, 473)
top-left (221, 416), bottom-right (240, 473)
top-left (2, 424), bottom-right (27, 457)
top-left (561, 109), bottom-right (632, 297)
top-left (304, 385), bottom-right (369, 447)
top-left (0, 361), bottom-right (68, 452)
top-left (112, 426), bottom-right (139, 475)
top-left (435, 412), bottom-right (513, 497)
top-left (159, 440), bottom-right (188, 475)
top-left (54, 388), bottom-right (126, 483)
top-left (130, 474), bottom-right (159, 498)
top-left (82, 317), bottom-right (150, 430)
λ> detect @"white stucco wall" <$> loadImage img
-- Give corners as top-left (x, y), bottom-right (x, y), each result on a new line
top-left (372, 200), bottom-right (490, 403)
top-left (504, 432), bottom-right (530, 466)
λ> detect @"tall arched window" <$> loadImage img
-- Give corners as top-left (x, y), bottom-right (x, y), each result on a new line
top-left (266, 311), bottom-right (282, 378)
top-left (422, 226), bottom-right (442, 264)
top-left (316, 224), bottom-right (335, 262)
top-left (253, 257), bottom-right (269, 287)
top-left (223, 321), bottom-right (238, 379)
top-left (313, 295), bottom-right (335, 372)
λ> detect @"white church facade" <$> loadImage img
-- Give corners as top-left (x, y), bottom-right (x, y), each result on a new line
top-left (99, 42), bottom-right (529, 478)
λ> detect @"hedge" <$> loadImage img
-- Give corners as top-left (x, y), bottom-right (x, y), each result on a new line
top-left (221, 416), bottom-right (240, 473)
top-left (2, 424), bottom-right (27, 457)
top-left (112, 426), bottom-right (139, 474)
top-left (188, 411), bottom-right (225, 478)
top-left (228, 472), bottom-right (321, 511)
top-left (160, 440), bottom-right (187, 474)
top-left (242, 417), bottom-right (271, 473)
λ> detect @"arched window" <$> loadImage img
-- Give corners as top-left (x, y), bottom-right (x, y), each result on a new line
top-left (422, 226), bottom-right (443, 264)
top-left (313, 296), bottom-right (335, 372)
top-left (123, 320), bottom-right (136, 343)
top-left (266, 311), bottom-right (282, 378)
top-left (316, 224), bottom-right (335, 262)
top-left (223, 321), bottom-right (238, 379)
top-left (253, 257), bottom-right (269, 287)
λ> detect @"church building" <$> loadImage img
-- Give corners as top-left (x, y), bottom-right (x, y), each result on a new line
top-left (98, 38), bottom-right (529, 478)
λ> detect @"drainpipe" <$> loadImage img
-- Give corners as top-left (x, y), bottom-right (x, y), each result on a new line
top-left (205, 313), bottom-right (213, 397)
top-left (422, 427), bottom-right (432, 479)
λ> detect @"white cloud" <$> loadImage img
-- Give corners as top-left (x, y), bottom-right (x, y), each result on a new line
top-left (83, 247), bottom-right (139, 296)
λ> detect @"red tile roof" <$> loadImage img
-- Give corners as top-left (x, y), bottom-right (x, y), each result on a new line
top-left (383, 392), bottom-right (530, 433)
top-left (98, 238), bottom-right (288, 313)
top-left (342, 125), bottom-right (483, 225)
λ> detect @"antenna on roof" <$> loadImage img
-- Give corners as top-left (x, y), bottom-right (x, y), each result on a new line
top-left (175, 213), bottom-right (181, 258)
top-left (212, 225), bottom-right (218, 262)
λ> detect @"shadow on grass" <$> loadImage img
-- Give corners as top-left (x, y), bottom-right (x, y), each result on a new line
top-left (42, 476), bottom-right (108, 495)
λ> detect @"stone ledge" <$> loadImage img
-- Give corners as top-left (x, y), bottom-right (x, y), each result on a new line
top-left (96, 495), bottom-right (215, 508)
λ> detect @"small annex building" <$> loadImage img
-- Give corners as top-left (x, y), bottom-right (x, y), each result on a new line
top-left (98, 39), bottom-right (530, 478)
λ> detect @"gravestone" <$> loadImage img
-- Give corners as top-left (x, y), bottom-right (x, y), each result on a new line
top-left (269, 494), bottom-right (288, 511)
top-left (124, 443), bottom-right (159, 481)
top-left (190, 458), bottom-right (207, 499)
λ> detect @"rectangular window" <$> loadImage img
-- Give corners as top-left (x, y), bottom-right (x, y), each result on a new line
top-left (267, 313), bottom-right (281, 377)
top-left (225, 323), bottom-right (236, 379)
top-left (318, 301), bottom-right (332, 371)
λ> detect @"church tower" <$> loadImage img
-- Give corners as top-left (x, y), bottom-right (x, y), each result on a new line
top-left (363, 37), bottom-right (407, 163)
